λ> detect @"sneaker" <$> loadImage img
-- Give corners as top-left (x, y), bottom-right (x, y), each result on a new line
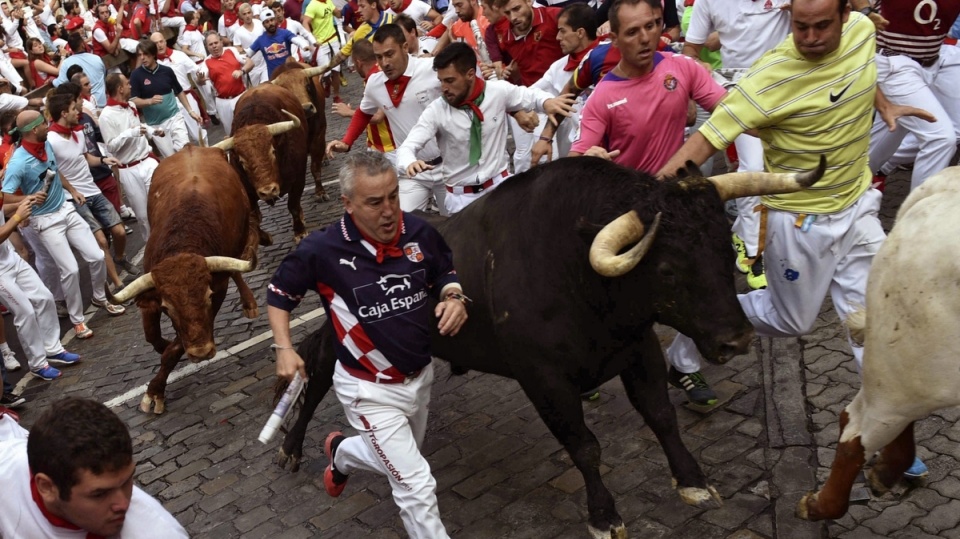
top-left (47, 351), bottom-right (81, 366)
top-left (731, 233), bottom-right (750, 274)
top-left (31, 365), bottom-right (62, 380)
top-left (73, 323), bottom-right (93, 340)
top-left (580, 388), bottom-right (600, 401)
top-left (747, 255), bottom-right (767, 290)
top-left (119, 205), bottom-right (136, 220)
top-left (91, 297), bottom-right (125, 316)
top-left (668, 367), bottom-right (718, 406)
top-left (904, 456), bottom-right (929, 479)
top-left (114, 257), bottom-right (141, 276)
top-left (124, 225), bottom-right (134, 235)
top-left (323, 431), bottom-right (348, 497)
top-left (871, 173), bottom-right (886, 193)
top-left (210, 114), bottom-right (222, 126)
top-left (3, 350), bottom-right (19, 371)
top-left (55, 301), bottom-right (68, 318)
top-left (339, 73), bottom-right (348, 87)
top-left (0, 393), bottom-right (25, 408)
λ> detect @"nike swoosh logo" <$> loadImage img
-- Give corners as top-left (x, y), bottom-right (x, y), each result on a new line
top-left (829, 80), bottom-right (855, 103)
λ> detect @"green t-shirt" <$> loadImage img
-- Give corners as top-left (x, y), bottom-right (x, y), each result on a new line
top-left (682, 6), bottom-right (722, 70)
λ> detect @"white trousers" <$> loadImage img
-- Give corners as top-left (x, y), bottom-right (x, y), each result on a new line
top-left (177, 93), bottom-right (207, 146)
top-left (158, 16), bottom-right (186, 39)
top-left (509, 114), bottom-right (547, 174)
top-left (0, 55), bottom-right (23, 93)
top-left (0, 256), bottom-right (63, 369)
top-left (117, 157), bottom-right (158, 240)
top-left (30, 201), bottom-right (108, 325)
top-left (400, 172), bottom-right (448, 216)
top-left (150, 113), bottom-right (190, 158)
top-left (214, 94), bottom-right (242, 135)
top-left (120, 38), bottom-right (140, 54)
top-left (668, 188), bottom-right (885, 374)
top-left (869, 45), bottom-right (960, 190)
top-left (444, 173), bottom-right (509, 214)
top-left (731, 134), bottom-right (765, 257)
top-left (199, 80), bottom-right (217, 116)
top-left (19, 224), bottom-right (64, 302)
top-left (332, 362), bottom-right (449, 539)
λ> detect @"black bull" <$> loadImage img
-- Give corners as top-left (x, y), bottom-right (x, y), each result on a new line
top-left (275, 157), bottom-right (824, 536)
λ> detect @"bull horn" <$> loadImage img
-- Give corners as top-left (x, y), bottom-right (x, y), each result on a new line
top-left (300, 65), bottom-right (328, 78)
top-left (589, 211), bottom-right (662, 277)
top-left (110, 273), bottom-right (157, 303)
top-left (213, 137), bottom-right (235, 151)
top-left (205, 256), bottom-right (255, 273)
top-left (267, 110), bottom-right (301, 135)
top-left (708, 154), bottom-right (827, 201)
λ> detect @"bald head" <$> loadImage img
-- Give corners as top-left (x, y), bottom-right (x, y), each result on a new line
top-left (16, 110), bottom-right (47, 142)
top-left (16, 110), bottom-right (40, 130)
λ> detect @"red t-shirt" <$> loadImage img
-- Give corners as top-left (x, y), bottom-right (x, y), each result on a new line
top-left (496, 6), bottom-right (563, 86)
top-left (122, 3), bottom-right (151, 39)
top-left (205, 48), bottom-right (246, 98)
top-left (877, 0), bottom-right (960, 59)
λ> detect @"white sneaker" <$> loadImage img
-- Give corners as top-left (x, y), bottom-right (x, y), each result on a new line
top-left (3, 350), bottom-right (19, 372)
top-left (119, 205), bottom-right (136, 220)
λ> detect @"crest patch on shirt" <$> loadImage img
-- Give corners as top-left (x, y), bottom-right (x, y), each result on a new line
top-left (144, 79), bottom-right (152, 85)
top-left (534, 30), bottom-right (542, 41)
top-left (404, 242), bottom-right (423, 262)
top-left (663, 74), bottom-right (677, 91)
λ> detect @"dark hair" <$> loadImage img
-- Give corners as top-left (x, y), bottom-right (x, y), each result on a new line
top-left (66, 31), bottom-right (85, 53)
top-left (47, 93), bottom-right (75, 121)
top-left (560, 3), bottom-right (598, 40)
top-left (65, 64), bottom-right (84, 80)
top-left (28, 399), bottom-right (133, 501)
top-left (63, 0), bottom-right (78, 12)
top-left (105, 73), bottom-right (125, 96)
top-left (47, 23), bottom-right (58, 37)
top-left (372, 23), bottom-right (405, 47)
top-left (608, 0), bottom-right (660, 34)
top-left (837, 0), bottom-right (848, 15)
top-left (432, 41), bottom-right (476, 74)
top-left (394, 13), bottom-right (417, 34)
top-left (54, 81), bottom-right (81, 99)
top-left (351, 38), bottom-right (376, 63)
top-left (138, 39), bottom-right (158, 58)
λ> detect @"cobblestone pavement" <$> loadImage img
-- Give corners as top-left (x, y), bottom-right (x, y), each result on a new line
top-left (8, 73), bottom-right (959, 539)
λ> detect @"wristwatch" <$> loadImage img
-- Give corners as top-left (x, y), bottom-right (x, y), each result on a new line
top-left (858, 5), bottom-right (876, 15)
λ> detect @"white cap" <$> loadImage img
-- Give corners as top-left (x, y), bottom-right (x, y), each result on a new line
top-left (259, 8), bottom-right (276, 21)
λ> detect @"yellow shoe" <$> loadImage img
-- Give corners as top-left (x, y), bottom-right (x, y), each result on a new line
top-left (746, 256), bottom-right (767, 290)
top-left (732, 233), bottom-right (750, 274)
top-left (339, 73), bottom-right (348, 87)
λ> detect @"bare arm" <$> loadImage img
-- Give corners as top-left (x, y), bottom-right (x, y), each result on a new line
top-left (268, 305), bottom-right (306, 382)
top-left (655, 131), bottom-right (719, 179)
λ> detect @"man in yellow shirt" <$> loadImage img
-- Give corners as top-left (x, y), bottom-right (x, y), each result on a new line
top-left (323, 0), bottom-right (395, 72)
top-left (655, 0), bottom-right (930, 414)
top-left (303, 0), bottom-right (345, 103)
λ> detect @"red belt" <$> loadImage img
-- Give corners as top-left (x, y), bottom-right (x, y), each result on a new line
top-left (340, 362), bottom-right (421, 385)
top-left (446, 170), bottom-right (508, 194)
top-left (118, 153), bottom-right (158, 169)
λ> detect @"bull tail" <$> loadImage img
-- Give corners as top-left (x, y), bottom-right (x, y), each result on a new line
top-left (845, 304), bottom-right (866, 346)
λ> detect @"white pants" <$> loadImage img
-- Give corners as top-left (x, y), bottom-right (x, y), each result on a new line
top-left (214, 94), bottom-right (242, 135)
top-left (668, 188), bottom-right (885, 374)
top-left (31, 201), bottom-right (108, 325)
top-left (178, 93), bottom-right (206, 146)
top-left (400, 171), bottom-right (447, 216)
top-left (199, 80), bottom-right (217, 116)
top-left (18, 224), bottom-right (64, 302)
top-left (0, 54), bottom-right (23, 93)
top-left (869, 45), bottom-right (960, 190)
top-left (120, 38), bottom-right (140, 54)
top-left (731, 134), bottom-right (765, 257)
top-left (509, 114), bottom-right (546, 175)
top-left (117, 157), bottom-right (158, 240)
top-left (150, 113), bottom-right (190, 158)
top-left (444, 173), bottom-right (509, 214)
top-left (332, 362), bottom-right (449, 539)
top-left (158, 16), bottom-right (186, 38)
top-left (0, 256), bottom-right (63, 370)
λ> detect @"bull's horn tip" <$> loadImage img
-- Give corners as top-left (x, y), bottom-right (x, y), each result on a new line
top-left (797, 154), bottom-right (828, 188)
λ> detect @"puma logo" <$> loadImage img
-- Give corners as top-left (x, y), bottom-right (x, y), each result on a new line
top-left (339, 256), bottom-right (357, 271)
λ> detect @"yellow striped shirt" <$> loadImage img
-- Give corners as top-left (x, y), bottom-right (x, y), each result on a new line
top-left (701, 12), bottom-right (877, 214)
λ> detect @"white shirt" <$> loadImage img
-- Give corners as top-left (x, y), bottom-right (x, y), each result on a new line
top-left (397, 79), bottom-right (553, 186)
top-left (360, 55), bottom-right (441, 163)
top-left (158, 48), bottom-right (197, 90)
top-left (178, 27), bottom-right (206, 60)
top-left (219, 16), bottom-right (239, 41)
top-left (99, 104), bottom-right (155, 164)
top-left (47, 130), bottom-right (101, 199)
top-left (387, 0), bottom-right (432, 25)
top-left (233, 21), bottom-right (265, 73)
top-left (1, 15), bottom-right (23, 50)
top-left (685, 0), bottom-right (790, 68)
top-left (38, 4), bottom-right (56, 27)
top-left (0, 416), bottom-right (188, 539)
top-left (0, 211), bottom-right (18, 269)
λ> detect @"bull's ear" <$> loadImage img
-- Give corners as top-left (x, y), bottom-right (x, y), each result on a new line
top-left (676, 160), bottom-right (703, 179)
top-left (575, 216), bottom-right (604, 244)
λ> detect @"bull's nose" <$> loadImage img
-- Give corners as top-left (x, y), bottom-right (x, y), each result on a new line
top-left (258, 185), bottom-right (281, 200)
top-left (717, 328), bottom-right (756, 362)
top-left (186, 342), bottom-right (216, 362)
top-left (303, 103), bottom-right (316, 116)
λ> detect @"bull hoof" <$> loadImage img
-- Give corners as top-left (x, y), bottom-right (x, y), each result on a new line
top-left (587, 523), bottom-right (627, 539)
top-left (258, 230), bottom-right (273, 246)
top-left (139, 394), bottom-right (153, 413)
top-left (153, 397), bottom-right (166, 414)
top-left (277, 448), bottom-right (302, 472)
top-left (677, 485), bottom-right (723, 509)
top-left (315, 190), bottom-right (330, 202)
top-left (866, 467), bottom-right (893, 496)
top-left (243, 305), bottom-right (259, 319)
top-left (796, 491), bottom-right (817, 521)
top-left (294, 232), bottom-right (308, 245)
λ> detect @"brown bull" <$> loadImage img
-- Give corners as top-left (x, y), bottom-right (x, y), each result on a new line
top-left (215, 84), bottom-right (309, 243)
top-left (108, 146), bottom-right (260, 414)
top-left (270, 62), bottom-right (329, 201)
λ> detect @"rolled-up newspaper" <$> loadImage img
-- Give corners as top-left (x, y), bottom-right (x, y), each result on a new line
top-left (40, 168), bottom-right (55, 195)
top-left (258, 372), bottom-right (304, 444)
top-left (470, 20), bottom-right (499, 80)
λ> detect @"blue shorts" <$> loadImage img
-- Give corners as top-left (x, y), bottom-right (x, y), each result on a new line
top-left (73, 194), bottom-right (121, 234)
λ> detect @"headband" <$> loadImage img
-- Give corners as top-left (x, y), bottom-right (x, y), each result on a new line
top-left (15, 115), bottom-right (44, 134)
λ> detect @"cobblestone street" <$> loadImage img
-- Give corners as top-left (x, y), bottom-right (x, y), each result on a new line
top-left (8, 71), bottom-right (960, 538)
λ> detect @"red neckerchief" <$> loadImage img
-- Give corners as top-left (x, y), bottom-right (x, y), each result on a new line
top-left (20, 139), bottom-right (47, 161)
top-left (49, 121), bottom-right (82, 142)
top-left (30, 473), bottom-right (107, 539)
top-left (384, 74), bottom-right (410, 108)
top-left (398, 0), bottom-right (412, 11)
top-left (278, 18), bottom-right (287, 29)
top-left (185, 24), bottom-right (198, 31)
top-left (223, 9), bottom-right (238, 26)
top-left (455, 76), bottom-right (485, 121)
top-left (157, 47), bottom-right (172, 60)
top-left (107, 97), bottom-right (140, 117)
top-left (564, 38), bottom-right (599, 71)
top-left (352, 214), bottom-right (404, 263)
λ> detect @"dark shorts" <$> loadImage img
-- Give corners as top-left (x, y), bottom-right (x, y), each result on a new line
top-left (73, 194), bottom-right (122, 234)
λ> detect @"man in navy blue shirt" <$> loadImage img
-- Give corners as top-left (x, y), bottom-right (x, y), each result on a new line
top-left (268, 151), bottom-right (466, 538)
top-left (129, 40), bottom-right (202, 157)
top-left (249, 8), bottom-right (314, 79)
